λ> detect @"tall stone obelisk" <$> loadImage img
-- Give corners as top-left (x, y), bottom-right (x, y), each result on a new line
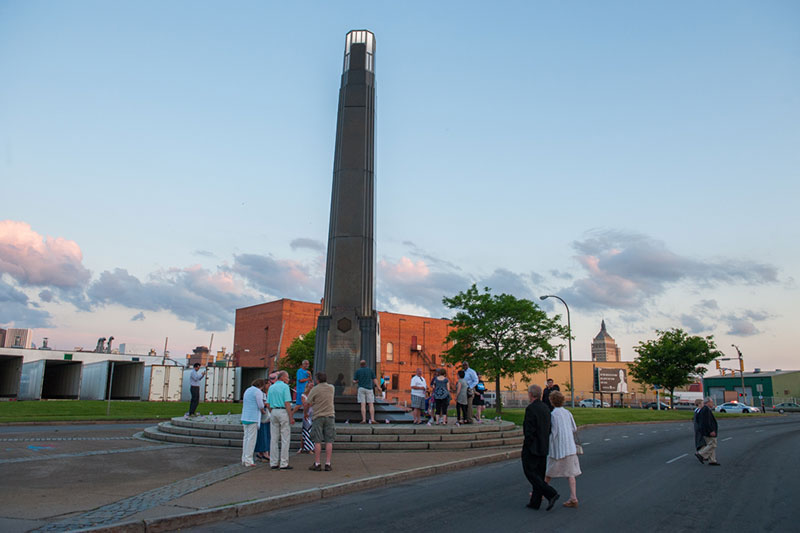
top-left (314, 30), bottom-right (377, 394)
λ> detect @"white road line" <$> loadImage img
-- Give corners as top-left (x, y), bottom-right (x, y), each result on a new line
top-left (638, 432), bottom-right (644, 435)
top-left (755, 429), bottom-right (764, 433)
top-left (604, 438), bottom-right (611, 441)
top-left (583, 442), bottom-right (591, 445)
top-left (622, 435), bottom-right (629, 438)
top-left (722, 437), bottom-right (733, 442)
top-left (666, 453), bottom-right (688, 464)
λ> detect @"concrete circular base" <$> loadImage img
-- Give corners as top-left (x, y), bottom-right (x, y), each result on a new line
top-left (142, 414), bottom-right (523, 452)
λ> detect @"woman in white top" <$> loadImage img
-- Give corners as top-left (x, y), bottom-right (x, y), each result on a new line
top-left (545, 391), bottom-right (581, 508)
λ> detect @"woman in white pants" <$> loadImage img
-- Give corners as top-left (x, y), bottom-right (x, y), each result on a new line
top-left (241, 378), bottom-right (267, 467)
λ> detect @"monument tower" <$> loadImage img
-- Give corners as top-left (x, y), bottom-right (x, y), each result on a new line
top-left (314, 30), bottom-right (378, 391)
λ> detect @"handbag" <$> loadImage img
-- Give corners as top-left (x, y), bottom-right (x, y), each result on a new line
top-left (574, 431), bottom-right (584, 455)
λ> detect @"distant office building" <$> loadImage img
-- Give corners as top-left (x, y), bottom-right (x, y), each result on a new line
top-left (3, 328), bottom-right (33, 349)
top-left (0, 329), bottom-right (6, 347)
top-left (592, 320), bottom-right (621, 362)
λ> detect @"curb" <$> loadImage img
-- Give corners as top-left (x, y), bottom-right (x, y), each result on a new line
top-left (72, 449), bottom-right (521, 533)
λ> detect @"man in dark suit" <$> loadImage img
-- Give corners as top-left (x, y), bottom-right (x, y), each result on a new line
top-left (522, 384), bottom-right (560, 510)
top-left (696, 397), bottom-right (720, 466)
top-left (542, 378), bottom-right (560, 411)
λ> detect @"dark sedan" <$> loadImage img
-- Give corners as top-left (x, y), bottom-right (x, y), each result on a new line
top-left (643, 402), bottom-right (671, 410)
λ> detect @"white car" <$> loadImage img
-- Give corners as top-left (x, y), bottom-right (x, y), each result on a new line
top-left (579, 399), bottom-right (610, 408)
top-left (715, 402), bottom-right (760, 414)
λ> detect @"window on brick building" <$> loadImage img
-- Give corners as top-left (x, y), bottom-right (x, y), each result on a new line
top-left (392, 374), bottom-right (399, 390)
top-left (386, 342), bottom-right (393, 361)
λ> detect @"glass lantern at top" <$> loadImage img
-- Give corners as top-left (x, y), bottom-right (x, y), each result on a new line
top-left (343, 30), bottom-right (375, 73)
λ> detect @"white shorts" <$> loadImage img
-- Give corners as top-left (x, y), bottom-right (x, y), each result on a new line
top-left (357, 387), bottom-right (375, 403)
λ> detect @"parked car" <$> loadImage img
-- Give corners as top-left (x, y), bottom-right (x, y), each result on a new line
top-left (579, 399), bottom-right (610, 408)
top-left (715, 402), bottom-right (760, 413)
top-left (771, 402), bottom-right (800, 414)
top-left (643, 402), bottom-right (671, 410)
top-left (483, 391), bottom-right (496, 409)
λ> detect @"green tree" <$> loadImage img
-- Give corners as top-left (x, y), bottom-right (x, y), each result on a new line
top-left (629, 328), bottom-right (720, 407)
top-left (278, 329), bottom-right (315, 381)
top-left (441, 284), bottom-right (569, 415)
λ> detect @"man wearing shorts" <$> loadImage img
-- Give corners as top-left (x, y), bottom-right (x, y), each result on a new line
top-left (410, 368), bottom-right (427, 424)
top-left (353, 360), bottom-right (379, 423)
top-left (304, 372), bottom-right (336, 471)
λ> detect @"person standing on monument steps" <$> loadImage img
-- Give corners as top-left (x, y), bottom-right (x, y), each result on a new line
top-left (267, 371), bottom-right (297, 470)
top-left (462, 362), bottom-right (478, 423)
top-left (304, 372), bottom-right (336, 471)
top-left (295, 359), bottom-right (312, 407)
top-left (187, 363), bottom-right (207, 417)
top-left (410, 368), bottom-right (427, 424)
top-left (353, 360), bottom-right (379, 424)
top-left (522, 384), bottom-right (560, 510)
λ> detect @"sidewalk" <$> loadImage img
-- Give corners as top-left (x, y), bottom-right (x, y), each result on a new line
top-left (0, 424), bottom-right (519, 533)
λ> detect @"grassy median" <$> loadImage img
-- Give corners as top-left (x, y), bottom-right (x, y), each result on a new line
top-left (476, 407), bottom-right (763, 427)
top-left (0, 400), bottom-right (243, 423)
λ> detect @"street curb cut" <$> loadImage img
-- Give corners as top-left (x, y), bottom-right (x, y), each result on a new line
top-left (72, 449), bottom-right (521, 533)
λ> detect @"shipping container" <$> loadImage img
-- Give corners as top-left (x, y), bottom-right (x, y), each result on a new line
top-left (205, 366), bottom-right (235, 402)
top-left (19, 359), bottom-right (82, 400)
top-left (80, 361), bottom-right (145, 400)
top-left (0, 354), bottom-right (23, 398)
top-left (148, 365), bottom-right (184, 402)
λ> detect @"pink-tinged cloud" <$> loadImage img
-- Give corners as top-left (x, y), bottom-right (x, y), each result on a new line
top-left (0, 220), bottom-right (91, 288)
top-left (380, 257), bottom-right (430, 282)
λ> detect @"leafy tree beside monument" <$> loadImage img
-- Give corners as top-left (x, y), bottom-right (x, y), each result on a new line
top-left (279, 329), bottom-right (315, 377)
top-left (628, 328), bottom-right (720, 407)
top-left (441, 284), bottom-right (569, 415)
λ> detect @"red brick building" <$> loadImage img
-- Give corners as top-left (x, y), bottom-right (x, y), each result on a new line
top-left (233, 299), bottom-right (457, 404)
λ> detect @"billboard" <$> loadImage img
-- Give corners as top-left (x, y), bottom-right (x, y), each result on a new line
top-left (596, 367), bottom-right (628, 393)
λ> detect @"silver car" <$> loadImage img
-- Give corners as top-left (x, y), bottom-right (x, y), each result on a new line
top-left (715, 402), bottom-right (760, 413)
top-left (771, 402), bottom-right (800, 414)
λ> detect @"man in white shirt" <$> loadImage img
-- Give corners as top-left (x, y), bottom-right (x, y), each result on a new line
top-left (462, 361), bottom-right (479, 423)
top-left (410, 368), bottom-right (427, 424)
top-left (188, 363), bottom-right (206, 416)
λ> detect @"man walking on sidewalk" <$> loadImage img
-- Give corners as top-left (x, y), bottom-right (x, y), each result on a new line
top-left (267, 371), bottom-right (297, 470)
top-left (522, 384), bottom-right (560, 510)
top-left (695, 397), bottom-right (720, 466)
top-left (304, 372), bottom-right (336, 471)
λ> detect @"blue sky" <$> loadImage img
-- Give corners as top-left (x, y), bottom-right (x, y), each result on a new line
top-left (1, 1), bottom-right (798, 369)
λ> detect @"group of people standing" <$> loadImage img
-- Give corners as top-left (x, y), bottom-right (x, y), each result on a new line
top-left (240, 363), bottom-right (337, 472)
top-left (521, 383), bottom-right (581, 510)
top-left (409, 362), bottom-right (486, 425)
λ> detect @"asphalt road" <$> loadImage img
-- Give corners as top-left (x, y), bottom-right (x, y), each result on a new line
top-left (191, 415), bottom-right (800, 532)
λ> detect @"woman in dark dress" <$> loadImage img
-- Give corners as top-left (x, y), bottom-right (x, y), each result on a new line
top-left (432, 368), bottom-right (450, 425)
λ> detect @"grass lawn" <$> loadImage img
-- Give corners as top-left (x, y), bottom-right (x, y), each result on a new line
top-left (0, 400), bottom-right (242, 423)
top-left (461, 407), bottom-right (766, 427)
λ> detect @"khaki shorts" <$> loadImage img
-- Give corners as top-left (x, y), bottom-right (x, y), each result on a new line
top-left (357, 387), bottom-right (375, 403)
top-left (311, 416), bottom-right (336, 443)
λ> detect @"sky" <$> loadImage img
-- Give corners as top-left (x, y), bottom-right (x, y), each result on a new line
top-left (1, 1), bottom-right (798, 370)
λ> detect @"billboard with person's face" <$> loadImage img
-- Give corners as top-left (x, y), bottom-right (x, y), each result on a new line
top-left (597, 368), bottom-right (628, 393)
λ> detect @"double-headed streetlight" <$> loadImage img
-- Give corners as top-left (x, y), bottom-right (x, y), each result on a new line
top-left (540, 294), bottom-right (574, 408)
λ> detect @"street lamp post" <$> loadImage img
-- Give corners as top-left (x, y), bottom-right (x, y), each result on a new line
top-left (732, 344), bottom-right (747, 405)
top-left (540, 294), bottom-right (575, 408)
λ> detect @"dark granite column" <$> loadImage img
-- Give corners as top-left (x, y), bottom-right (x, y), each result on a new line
top-left (314, 30), bottom-right (377, 392)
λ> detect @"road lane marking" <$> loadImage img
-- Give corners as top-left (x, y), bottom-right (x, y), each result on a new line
top-left (666, 453), bottom-right (688, 464)
top-left (722, 437), bottom-right (733, 442)
top-left (622, 435), bottom-right (629, 438)
top-left (755, 429), bottom-right (764, 433)
top-left (604, 438), bottom-right (611, 441)
top-left (583, 442), bottom-right (591, 445)
top-left (639, 432), bottom-right (644, 435)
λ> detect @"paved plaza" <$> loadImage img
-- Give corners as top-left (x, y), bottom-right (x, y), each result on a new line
top-left (0, 421), bottom-right (517, 532)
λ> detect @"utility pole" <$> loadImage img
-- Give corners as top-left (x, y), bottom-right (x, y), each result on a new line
top-left (731, 344), bottom-right (747, 404)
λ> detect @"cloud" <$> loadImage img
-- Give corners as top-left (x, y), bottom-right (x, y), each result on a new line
top-left (0, 220), bottom-right (91, 288)
top-left (402, 241), bottom-right (462, 271)
top-left (38, 289), bottom-right (54, 302)
top-left (87, 266), bottom-right (260, 331)
top-left (131, 312), bottom-right (146, 321)
top-left (477, 268), bottom-right (535, 300)
top-left (231, 253), bottom-right (322, 302)
top-left (193, 250), bottom-right (216, 258)
top-left (723, 310), bottom-right (771, 337)
top-left (680, 314), bottom-right (712, 334)
top-left (0, 277), bottom-right (52, 328)
top-left (378, 256), bottom-right (470, 317)
top-left (560, 230), bottom-right (779, 310)
top-left (290, 238), bottom-right (325, 254)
